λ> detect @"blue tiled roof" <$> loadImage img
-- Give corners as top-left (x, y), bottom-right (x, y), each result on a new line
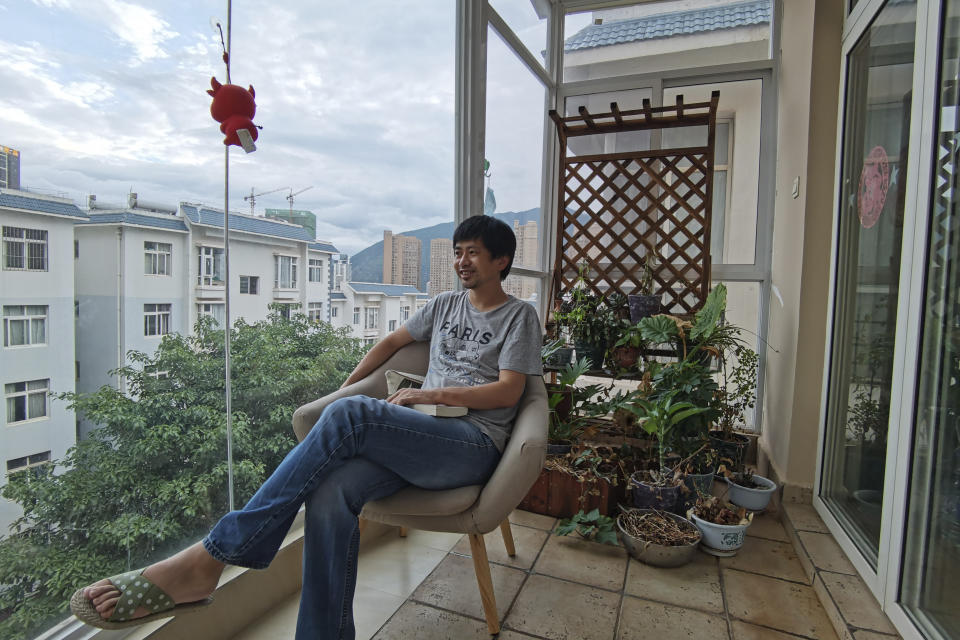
top-left (349, 282), bottom-right (426, 296)
top-left (330, 292), bottom-right (347, 300)
top-left (80, 212), bottom-right (188, 232)
top-left (181, 204), bottom-right (314, 242)
top-left (564, 0), bottom-right (771, 52)
top-left (0, 191), bottom-right (86, 218)
top-left (309, 241), bottom-right (340, 253)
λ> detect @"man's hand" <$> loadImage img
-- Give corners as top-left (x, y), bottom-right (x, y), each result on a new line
top-left (386, 388), bottom-right (439, 406)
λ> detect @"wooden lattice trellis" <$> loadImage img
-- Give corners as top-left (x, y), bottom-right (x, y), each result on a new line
top-left (549, 91), bottom-right (720, 316)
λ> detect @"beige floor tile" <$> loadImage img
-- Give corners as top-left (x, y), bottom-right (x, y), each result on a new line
top-left (354, 584), bottom-right (408, 640)
top-left (497, 631), bottom-right (542, 639)
top-left (395, 529), bottom-right (465, 553)
top-left (373, 601), bottom-right (492, 639)
top-left (231, 591), bottom-right (299, 640)
top-left (784, 503), bottom-right (829, 533)
top-left (724, 568), bottom-right (835, 638)
top-left (533, 534), bottom-right (628, 591)
top-left (798, 531), bottom-right (857, 575)
top-left (852, 631), bottom-right (900, 639)
top-left (511, 509), bottom-right (558, 531)
top-left (624, 552), bottom-right (723, 614)
top-left (731, 620), bottom-right (830, 640)
top-left (356, 537), bottom-right (449, 598)
top-left (617, 596), bottom-right (728, 640)
top-left (746, 513), bottom-right (790, 542)
top-left (452, 524), bottom-right (549, 570)
top-left (819, 572), bottom-right (897, 635)
top-left (720, 536), bottom-right (809, 583)
top-left (411, 553), bottom-right (527, 623)
top-left (504, 574), bottom-right (620, 640)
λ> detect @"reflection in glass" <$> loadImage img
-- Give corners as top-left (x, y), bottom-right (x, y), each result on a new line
top-left (821, 0), bottom-right (916, 563)
top-left (488, 0), bottom-right (549, 71)
top-left (900, 2), bottom-right (960, 635)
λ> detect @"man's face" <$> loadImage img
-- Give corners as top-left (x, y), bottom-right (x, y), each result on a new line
top-left (453, 238), bottom-right (507, 290)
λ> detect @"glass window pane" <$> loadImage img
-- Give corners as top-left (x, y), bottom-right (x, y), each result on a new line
top-left (899, 2), bottom-right (960, 634)
top-left (488, 0), bottom-right (548, 71)
top-left (821, 0), bottom-right (917, 563)
top-left (8, 319), bottom-right (26, 346)
top-left (28, 390), bottom-right (46, 419)
top-left (563, 1), bottom-right (773, 82)
top-left (563, 89), bottom-right (654, 156)
top-left (486, 24), bottom-right (546, 272)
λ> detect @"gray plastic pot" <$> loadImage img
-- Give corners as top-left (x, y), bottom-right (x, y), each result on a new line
top-left (725, 473), bottom-right (777, 511)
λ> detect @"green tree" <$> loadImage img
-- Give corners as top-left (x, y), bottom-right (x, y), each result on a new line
top-left (0, 310), bottom-right (365, 639)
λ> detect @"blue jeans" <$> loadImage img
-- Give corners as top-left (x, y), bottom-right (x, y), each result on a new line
top-left (202, 395), bottom-right (502, 640)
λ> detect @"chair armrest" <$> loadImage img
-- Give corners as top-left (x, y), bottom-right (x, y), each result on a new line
top-left (292, 341), bottom-right (430, 441)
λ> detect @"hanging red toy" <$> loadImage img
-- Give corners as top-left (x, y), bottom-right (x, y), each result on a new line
top-left (208, 77), bottom-right (258, 153)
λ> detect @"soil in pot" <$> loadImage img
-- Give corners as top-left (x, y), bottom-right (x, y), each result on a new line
top-left (617, 508), bottom-right (701, 568)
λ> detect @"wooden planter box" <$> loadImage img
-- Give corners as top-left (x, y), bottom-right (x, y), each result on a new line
top-left (518, 467), bottom-right (627, 519)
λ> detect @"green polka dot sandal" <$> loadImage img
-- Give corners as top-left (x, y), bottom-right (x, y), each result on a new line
top-left (70, 568), bottom-right (213, 630)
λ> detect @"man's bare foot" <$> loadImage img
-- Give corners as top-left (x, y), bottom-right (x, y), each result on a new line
top-left (81, 542), bottom-right (224, 621)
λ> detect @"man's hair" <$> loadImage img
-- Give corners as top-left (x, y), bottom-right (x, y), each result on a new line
top-left (452, 215), bottom-right (516, 281)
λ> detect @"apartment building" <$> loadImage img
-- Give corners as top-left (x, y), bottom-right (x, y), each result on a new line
top-left (427, 237), bottom-right (455, 297)
top-left (0, 188), bottom-right (85, 535)
top-left (74, 200), bottom-right (339, 436)
top-left (0, 145), bottom-right (20, 190)
top-left (382, 230), bottom-right (422, 288)
top-left (329, 282), bottom-right (428, 344)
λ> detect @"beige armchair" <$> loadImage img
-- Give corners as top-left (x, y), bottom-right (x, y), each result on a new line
top-left (292, 341), bottom-right (548, 634)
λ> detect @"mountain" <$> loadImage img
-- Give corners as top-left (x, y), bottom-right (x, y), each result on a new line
top-left (350, 208), bottom-right (541, 290)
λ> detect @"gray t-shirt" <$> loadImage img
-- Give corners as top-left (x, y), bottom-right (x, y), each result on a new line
top-left (404, 290), bottom-right (543, 452)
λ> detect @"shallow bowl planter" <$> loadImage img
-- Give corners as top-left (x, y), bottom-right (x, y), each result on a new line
top-left (725, 473), bottom-right (777, 511)
top-left (688, 512), bottom-right (750, 554)
top-left (616, 509), bottom-right (701, 568)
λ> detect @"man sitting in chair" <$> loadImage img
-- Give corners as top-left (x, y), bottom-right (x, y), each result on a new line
top-left (72, 215), bottom-right (543, 639)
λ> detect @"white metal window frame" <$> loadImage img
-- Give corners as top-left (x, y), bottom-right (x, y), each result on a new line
top-left (364, 306), bottom-right (379, 330)
top-left (2, 225), bottom-right (48, 271)
top-left (5, 378), bottom-right (49, 425)
top-left (239, 275), bottom-right (259, 295)
top-left (143, 303), bottom-right (171, 337)
top-left (307, 301), bottom-right (323, 323)
top-left (197, 303), bottom-right (225, 328)
top-left (144, 241), bottom-right (172, 276)
top-left (274, 254), bottom-right (298, 289)
top-left (6, 450), bottom-right (51, 476)
top-left (400, 305), bottom-right (411, 322)
top-left (352, 306), bottom-right (360, 325)
top-left (2, 304), bottom-right (47, 348)
top-left (197, 245), bottom-right (224, 286)
top-left (308, 258), bottom-right (323, 283)
top-left (813, 0), bottom-right (943, 637)
top-left (331, 306), bottom-right (339, 318)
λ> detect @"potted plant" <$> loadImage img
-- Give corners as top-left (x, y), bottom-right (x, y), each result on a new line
top-left (687, 496), bottom-right (753, 555)
top-left (553, 265), bottom-right (619, 369)
top-left (627, 390), bottom-right (709, 514)
top-left (725, 468), bottom-right (777, 511)
top-left (547, 356), bottom-right (594, 424)
top-left (710, 345), bottom-right (758, 474)
top-left (542, 336), bottom-right (573, 369)
top-left (628, 253), bottom-right (662, 322)
top-left (609, 320), bottom-right (645, 373)
top-left (617, 507), bottom-right (701, 567)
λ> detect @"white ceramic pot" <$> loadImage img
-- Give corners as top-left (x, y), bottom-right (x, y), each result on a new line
top-left (725, 473), bottom-right (777, 511)
top-left (688, 513), bottom-right (750, 552)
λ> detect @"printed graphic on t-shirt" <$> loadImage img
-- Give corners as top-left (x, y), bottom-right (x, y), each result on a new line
top-left (434, 321), bottom-right (493, 386)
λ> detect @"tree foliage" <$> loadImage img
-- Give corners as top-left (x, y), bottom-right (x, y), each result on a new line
top-left (0, 311), bottom-right (365, 639)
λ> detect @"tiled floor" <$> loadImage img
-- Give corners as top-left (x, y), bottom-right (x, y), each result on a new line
top-left (238, 507), bottom-right (842, 640)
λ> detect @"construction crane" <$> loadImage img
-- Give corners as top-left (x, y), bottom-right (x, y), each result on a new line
top-left (287, 186), bottom-right (313, 213)
top-left (243, 186), bottom-right (288, 216)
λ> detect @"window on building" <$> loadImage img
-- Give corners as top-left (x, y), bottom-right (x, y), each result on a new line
top-left (275, 255), bottom-right (298, 289)
top-left (197, 303), bottom-right (225, 328)
top-left (277, 303), bottom-right (297, 321)
top-left (2, 226), bottom-right (48, 271)
top-left (239, 275), bottom-right (259, 294)
top-left (197, 246), bottom-right (224, 285)
top-left (389, 319), bottom-right (397, 332)
top-left (6, 451), bottom-right (51, 477)
top-left (352, 306), bottom-right (360, 325)
top-left (3, 305), bottom-right (47, 347)
top-left (308, 258), bottom-right (323, 282)
top-left (331, 306), bottom-right (339, 318)
top-left (144, 241), bottom-right (172, 276)
top-left (144, 303), bottom-right (171, 336)
top-left (307, 302), bottom-right (323, 323)
top-left (5, 379), bottom-right (48, 423)
top-left (74, 240), bottom-right (79, 258)
top-left (364, 307), bottom-right (379, 330)
top-left (400, 305), bottom-right (410, 322)
top-left (364, 337), bottom-right (377, 346)
top-left (144, 364), bottom-right (170, 379)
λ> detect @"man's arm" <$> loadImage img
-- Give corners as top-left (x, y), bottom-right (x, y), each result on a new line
top-left (340, 327), bottom-right (416, 389)
top-left (386, 369), bottom-right (527, 411)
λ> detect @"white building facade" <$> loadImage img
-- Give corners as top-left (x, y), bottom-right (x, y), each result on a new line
top-left (329, 282), bottom-right (428, 344)
top-left (0, 189), bottom-right (85, 535)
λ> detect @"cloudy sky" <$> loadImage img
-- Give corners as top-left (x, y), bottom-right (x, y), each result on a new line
top-left (1, 1), bottom-right (580, 254)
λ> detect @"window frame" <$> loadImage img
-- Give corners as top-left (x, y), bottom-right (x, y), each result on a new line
top-left (2, 304), bottom-right (47, 348)
top-left (6, 450), bottom-right (51, 477)
top-left (143, 303), bottom-right (172, 337)
top-left (144, 240), bottom-right (172, 276)
top-left (5, 379), bottom-right (49, 425)
top-left (197, 245), bottom-right (224, 286)
top-left (2, 226), bottom-right (48, 271)
top-left (274, 255), bottom-right (298, 289)
top-left (308, 258), bottom-right (324, 283)
top-left (197, 303), bottom-right (225, 328)
top-left (239, 275), bottom-right (259, 295)
top-left (307, 301), bottom-right (323, 323)
top-left (352, 306), bottom-right (360, 325)
top-left (364, 306), bottom-right (379, 330)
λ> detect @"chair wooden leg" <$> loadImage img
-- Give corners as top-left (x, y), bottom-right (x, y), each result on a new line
top-left (499, 520), bottom-right (517, 557)
top-left (398, 526), bottom-right (408, 538)
top-left (357, 516), bottom-right (367, 536)
top-left (467, 533), bottom-right (500, 635)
